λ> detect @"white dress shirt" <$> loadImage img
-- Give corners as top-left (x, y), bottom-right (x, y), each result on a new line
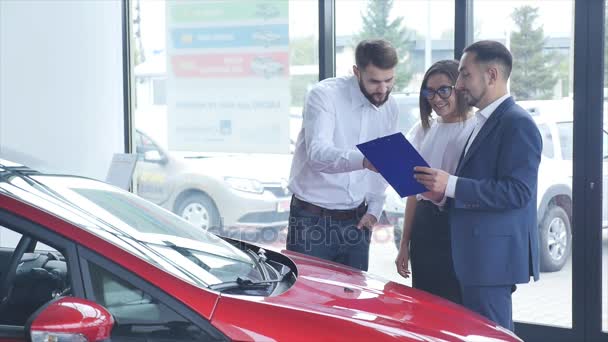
top-left (288, 75), bottom-right (399, 219)
top-left (444, 93), bottom-right (511, 199)
top-left (407, 115), bottom-right (476, 202)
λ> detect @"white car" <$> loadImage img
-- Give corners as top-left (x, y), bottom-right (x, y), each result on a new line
top-left (134, 130), bottom-right (292, 237)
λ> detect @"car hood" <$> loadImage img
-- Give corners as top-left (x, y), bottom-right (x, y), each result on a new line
top-left (179, 153), bottom-right (292, 182)
top-left (211, 251), bottom-right (520, 341)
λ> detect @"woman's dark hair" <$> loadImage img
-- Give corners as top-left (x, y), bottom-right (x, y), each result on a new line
top-left (418, 59), bottom-right (471, 129)
top-left (355, 39), bottom-right (398, 70)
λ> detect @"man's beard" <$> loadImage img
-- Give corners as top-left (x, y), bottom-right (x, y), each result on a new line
top-left (358, 79), bottom-right (391, 107)
top-left (464, 86), bottom-right (486, 107)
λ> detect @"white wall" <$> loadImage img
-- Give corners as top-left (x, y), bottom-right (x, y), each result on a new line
top-left (0, 0), bottom-right (125, 180)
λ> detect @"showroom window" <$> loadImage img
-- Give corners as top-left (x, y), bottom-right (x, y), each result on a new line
top-left (129, 0), bottom-right (317, 242)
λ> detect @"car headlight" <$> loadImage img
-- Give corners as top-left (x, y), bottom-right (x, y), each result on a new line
top-left (224, 177), bottom-right (264, 194)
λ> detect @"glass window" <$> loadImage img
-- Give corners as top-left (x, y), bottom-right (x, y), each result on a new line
top-left (88, 262), bottom-right (218, 341)
top-left (537, 123), bottom-right (554, 159)
top-left (557, 122), bottom-right (573, 161)
top-left (474, 0), bottom-right (574, 328)
top-left (130, 0), bottom-right (312, 239)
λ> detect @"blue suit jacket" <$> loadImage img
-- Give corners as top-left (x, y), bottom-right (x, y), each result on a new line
top-left (449, 96), bottom-right (541, 286)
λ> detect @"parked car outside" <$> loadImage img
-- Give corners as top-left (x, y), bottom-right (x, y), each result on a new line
top-left (134, 130), bottom-right (292, 236)
top-left (0, 160), bottom-right (521, 341)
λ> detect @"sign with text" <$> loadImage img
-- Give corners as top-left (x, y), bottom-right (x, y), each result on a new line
top-left (166, 0), bottom-right (289, 153)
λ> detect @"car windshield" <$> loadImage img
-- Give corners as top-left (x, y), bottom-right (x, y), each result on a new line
top-left (7, 174), bottom-right (264, 287)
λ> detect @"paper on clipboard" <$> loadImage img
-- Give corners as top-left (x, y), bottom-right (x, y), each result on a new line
top-left (356, 132), bottom-right (429, 198)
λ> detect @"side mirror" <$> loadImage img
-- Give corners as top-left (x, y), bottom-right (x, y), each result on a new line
top-left (29, 297), bottom-right (114, 342)
top-left (144, 150), bottom-right (166, 164)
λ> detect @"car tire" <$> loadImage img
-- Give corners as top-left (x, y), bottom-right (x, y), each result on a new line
top-left (176, 193), bottom-right (222, 234)
top-left (539, 205), bottom-right (572, 272)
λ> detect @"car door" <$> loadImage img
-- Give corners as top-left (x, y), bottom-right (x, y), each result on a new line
top-left (77, 247), bottom-right (227, 342)
top-left (133, 131), bottom-right (173, 205)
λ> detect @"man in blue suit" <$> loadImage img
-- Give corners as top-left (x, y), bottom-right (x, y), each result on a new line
top-left (413, 40), bottom-right (541, 331)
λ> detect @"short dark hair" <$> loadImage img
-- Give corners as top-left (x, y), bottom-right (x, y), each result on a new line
top-left (464, 40), bottom-right (513, 79)
top-left (419, 60), bottom-right (472, 129)
top-left (355, 39), bottom-right (398, 70)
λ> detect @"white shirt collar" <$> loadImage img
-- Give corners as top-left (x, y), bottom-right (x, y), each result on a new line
top-left (477, 93), bottom-right (511, 120)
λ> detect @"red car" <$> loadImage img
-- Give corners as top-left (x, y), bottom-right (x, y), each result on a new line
top-left (0, 160), bottom-right (520, 342)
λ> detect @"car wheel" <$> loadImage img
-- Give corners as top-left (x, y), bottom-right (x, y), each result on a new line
top-left (539, 205), bottom-right (571, 272)
top-left (176, 193), bottom-right (222, 234)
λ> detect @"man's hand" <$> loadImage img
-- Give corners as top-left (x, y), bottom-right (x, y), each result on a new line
top-left (357, 213), bottom-right (377, 230)
top-left (363, 158), bottom-right (378, 172)
top-left (394, 246), bottom-right (411, 279)
top-left (414, 166), bottom-right (449, 195)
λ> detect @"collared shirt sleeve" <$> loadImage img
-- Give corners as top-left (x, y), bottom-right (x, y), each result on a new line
top-left (446, 175), bottom-right (458, 198)
top-left (366, 183), bottom-right (386, 219)
top-left (303, 87), bottom-right (365, 174)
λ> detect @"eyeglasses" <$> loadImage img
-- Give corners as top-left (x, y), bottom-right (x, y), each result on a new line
top-left (421, 85), bottom-right (454, 100)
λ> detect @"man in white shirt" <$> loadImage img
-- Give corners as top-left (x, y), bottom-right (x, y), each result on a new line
top-left (286, 39), bottom-right (399, 271)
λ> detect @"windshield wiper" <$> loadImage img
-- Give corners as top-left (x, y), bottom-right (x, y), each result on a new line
top-left (163, 241), bottom-right (211, 271)
top-left (208, 276), bottom-right (283, 291)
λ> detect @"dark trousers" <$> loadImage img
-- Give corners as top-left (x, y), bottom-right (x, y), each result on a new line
top-left (409, 200), bottom-right (462, 304)
top-left (461, 285), bottom-right (514, 331)
top-left (286, 203), bottom-right (371, 271)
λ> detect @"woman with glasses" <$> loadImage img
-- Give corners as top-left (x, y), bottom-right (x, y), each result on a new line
top-left (394, 59), bottom-right (475, 304)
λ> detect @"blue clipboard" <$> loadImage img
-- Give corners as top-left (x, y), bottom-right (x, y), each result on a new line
top-left (356, 132), bottom-right (429, 198)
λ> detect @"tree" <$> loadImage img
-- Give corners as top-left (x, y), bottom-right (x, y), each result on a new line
top-left (509, 6), bottom-right (559, 100)
top-left (355, 0), bottom-right (416, 91)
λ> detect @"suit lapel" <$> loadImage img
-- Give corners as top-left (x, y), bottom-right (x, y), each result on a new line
top-left (456, 97), bottom-right (515, 174)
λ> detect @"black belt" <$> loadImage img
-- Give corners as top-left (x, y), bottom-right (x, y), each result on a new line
top-left (291, 195), bottom-right (367, 221)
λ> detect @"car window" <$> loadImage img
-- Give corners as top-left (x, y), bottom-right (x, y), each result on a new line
top-left (0, 225), bottom-right (70, 326)
top-left (393, 94), bottom-right (420, 134)
top-left (87, 261), bottom-right (221, 341)
top-left (557, 122), bottom-right (573, 160)
top-left (537, 123), bottom-right (554, 159)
